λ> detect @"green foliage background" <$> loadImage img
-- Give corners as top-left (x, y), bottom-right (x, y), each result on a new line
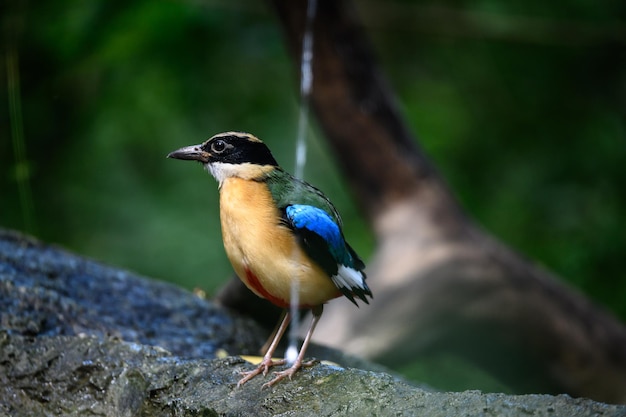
top-left (2, 0), bottom-right (625, 392)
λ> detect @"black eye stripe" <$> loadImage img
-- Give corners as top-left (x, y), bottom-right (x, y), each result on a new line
top-left (201, 133), bottom-right (278, 166)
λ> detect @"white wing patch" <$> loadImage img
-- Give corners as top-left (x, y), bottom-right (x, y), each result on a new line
top-left (331, 265), bottom-right (367, 291)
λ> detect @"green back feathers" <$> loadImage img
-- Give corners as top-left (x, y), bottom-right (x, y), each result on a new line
top-left (263, 169), bottom-right (342, 226)
top-left (265, 168), bottom-right (368, 297)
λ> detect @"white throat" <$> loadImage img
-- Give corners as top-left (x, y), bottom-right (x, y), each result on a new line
top-left (205, 162), bottom-right (273, 185)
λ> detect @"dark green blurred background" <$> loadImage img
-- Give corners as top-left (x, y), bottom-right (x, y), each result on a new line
top-left (2, 0), bottom-right (625, 373)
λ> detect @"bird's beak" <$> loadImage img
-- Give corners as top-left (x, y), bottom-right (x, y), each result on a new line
top-left (167, 144), bottom-right (210, 163)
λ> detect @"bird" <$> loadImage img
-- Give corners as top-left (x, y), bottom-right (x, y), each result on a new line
top-left (168, 131), bottom-right (372, 387)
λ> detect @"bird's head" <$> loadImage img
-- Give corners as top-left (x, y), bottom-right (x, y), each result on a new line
top-left (168, 132), bottom-right (279, 183)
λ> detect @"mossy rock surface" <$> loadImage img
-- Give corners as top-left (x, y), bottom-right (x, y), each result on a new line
top-left (1, 229), bottom-right (625, 416)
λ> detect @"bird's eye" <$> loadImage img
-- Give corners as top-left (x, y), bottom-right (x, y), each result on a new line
top-left (211, 139), bottom-right (227, 153)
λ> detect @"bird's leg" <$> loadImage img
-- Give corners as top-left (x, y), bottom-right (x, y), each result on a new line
top-left (237, 310), bottom-right (291, 387)
top-left (263, 305), bottom-right (323, 388)
top-left (260, 310), bottom-right (287, 356)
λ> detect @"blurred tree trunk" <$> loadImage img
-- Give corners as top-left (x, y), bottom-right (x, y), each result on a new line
top-left (220, 0), bottom-right (626, 404)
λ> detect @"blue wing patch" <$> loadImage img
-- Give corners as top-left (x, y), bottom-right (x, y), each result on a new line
top-left (285, 205), bottom-right (347, 265)
top-left (284, 204), bottom-right (371, 306)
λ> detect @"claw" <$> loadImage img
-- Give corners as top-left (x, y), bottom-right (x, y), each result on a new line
top-left (262, 367), bottom-right (296, 388)
top-left (236, 307), bottom-right (323, 388)
top-left (261, 358), bottom-right (318, 388)
top-left (237, 357), bottom-right (286, 387)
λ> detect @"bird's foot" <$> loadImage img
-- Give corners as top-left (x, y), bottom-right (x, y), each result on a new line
top-left (261, 358), bottom-right (318, 388)
top-left (237, 357), bottom-right (287, 387)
